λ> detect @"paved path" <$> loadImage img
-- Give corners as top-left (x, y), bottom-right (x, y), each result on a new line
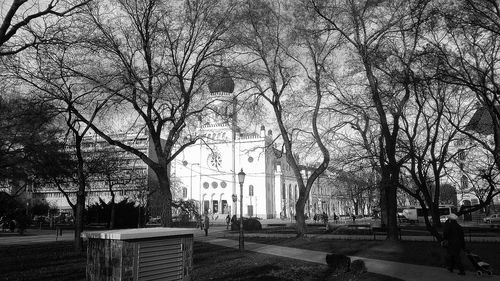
top-left (195, 227), bottom-right (500, 281)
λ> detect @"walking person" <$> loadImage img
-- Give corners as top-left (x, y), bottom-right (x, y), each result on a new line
top-left (225, 214), bottom-right (231, 230)
top-left (203, 212), bottom-right (210, 236)
top-left (442, 213), bottom-right (466, 275)
top-left (322, 212), bottom-right (329, 230)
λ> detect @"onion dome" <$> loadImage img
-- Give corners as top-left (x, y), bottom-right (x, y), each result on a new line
top-left (465, 106), bottom-right (500, 135)
top-left (208, 66), bottom-right (234, 94)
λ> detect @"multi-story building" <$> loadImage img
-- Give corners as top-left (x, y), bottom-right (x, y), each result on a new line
top-left (31, 131), bottom-right (152, 214)
top-left (452, 105), bottom-right (500, 219)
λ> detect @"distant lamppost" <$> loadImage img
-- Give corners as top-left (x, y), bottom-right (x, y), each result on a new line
top-left (238, 169), bottom-right (246, 251)
top-left (232, 194), bottom-right (237, 208)
top-left (189, 163), bottom-right (200, 200)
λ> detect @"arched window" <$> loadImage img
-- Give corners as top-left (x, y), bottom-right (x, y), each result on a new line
top-left (461, 175), bottom-right (468, 189)
top-left (182, 187), bottom-right (188, 198)
top-left (458, 151), bottom-right (466, 161)
top-left (249, 185), bottom-right (254, 196)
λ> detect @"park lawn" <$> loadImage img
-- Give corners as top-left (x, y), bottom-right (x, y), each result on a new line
top-left (0, 241), bottom-right (402, 281)
top-left (192, 242), bottom-right (402, 281)
top-left (242, 236), bottom-right (500, 275)
top-left (0, 242), bottom-right (86, 281)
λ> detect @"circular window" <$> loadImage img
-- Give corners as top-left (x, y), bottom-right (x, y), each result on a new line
top-left (203, 182), bottom-right (209, 189)
top-left (221, 181), bottom-right (227, 188)
top-left (208, 152), bottom-right (222, 168)
top-left (212, 181), bottom-right (218, 189)
top-left (248, 156), bottom-right (254, 163)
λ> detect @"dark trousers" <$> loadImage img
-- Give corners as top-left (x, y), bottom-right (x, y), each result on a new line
top-left (447, 248), bottom-right (464, 273)
top-left (204, 229), bottom-right (208, 236)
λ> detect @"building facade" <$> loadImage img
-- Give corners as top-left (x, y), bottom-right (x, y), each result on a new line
top-left (30, 132), bottom-right (152, 214)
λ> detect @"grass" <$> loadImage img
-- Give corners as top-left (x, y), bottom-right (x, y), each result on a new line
top-left (0, 241), bottom-right (86, 281)
top-left (193, 242), bottom-right (402, 281)
top-left (0, 241), bottom-right (402, 281)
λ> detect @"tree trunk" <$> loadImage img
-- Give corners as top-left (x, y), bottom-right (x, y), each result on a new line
top-left (74, 138), bottom-right (86, 252)
top-left (430, 201), bottom-right (441, 228)
top-left (295, 198), bottom-right (306, 237)
top-left (109, 195), bottom-right (115, 229)
top-left (158, 172), bottom-right (173, 227)
top-left (384, 176), bottom-right (399, 240)
top-left (379, 183), bottom-right (388, 227)
top-left (74, 192), bottom-right (84, 252)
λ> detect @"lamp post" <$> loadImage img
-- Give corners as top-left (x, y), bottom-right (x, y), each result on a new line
top-left (232, 194), bottom-right (237, 216)
top-left (238, 169), bottom-right (246, 251)
top-left (189, 163), bottom-right (200, 200)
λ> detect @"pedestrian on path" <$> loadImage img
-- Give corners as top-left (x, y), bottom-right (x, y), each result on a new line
top-left (322, 212), bottom-right (329, 230)
top-left (225, 214), bottom-right (231, 230)
top-left (442, 213), bottom-right (466, 275)
top-left (203, 212), bottom-right (210, 236)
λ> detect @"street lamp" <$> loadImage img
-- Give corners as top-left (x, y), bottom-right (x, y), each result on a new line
top-left (189, 163), bottom-right (200, 200)
top-left (183, 160), bottom-right (200, 202)
top-left (238, 169), bottom-right (246, 251)
top-left (231, 193), bottom-right (237, 228)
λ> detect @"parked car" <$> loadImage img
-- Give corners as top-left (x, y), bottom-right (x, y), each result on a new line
top-left (483, 214), bottom-right (500, 224)
top-left (397, 214), bottom-right (408, 223)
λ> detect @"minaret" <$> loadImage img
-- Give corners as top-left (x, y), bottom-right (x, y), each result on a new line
top-left (206, 66), bottom-right (236, 215)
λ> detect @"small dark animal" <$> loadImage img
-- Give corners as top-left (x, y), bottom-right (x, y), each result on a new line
top-left (326, 253), bottom-right (351, 273)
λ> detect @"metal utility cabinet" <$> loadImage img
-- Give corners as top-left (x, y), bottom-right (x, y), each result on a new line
top-left (82, 228), bottom-right (195, 281)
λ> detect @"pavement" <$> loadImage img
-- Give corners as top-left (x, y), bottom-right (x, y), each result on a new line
top-left (1, 222), bottom-right (499, 281)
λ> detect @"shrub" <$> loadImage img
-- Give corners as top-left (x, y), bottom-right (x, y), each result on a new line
top-left (0, 192), bottom-right (23, 218)
top-left (14, 212), bottom-right (31, 235)
top-left (171, 199), bottom-right (199, 227)
top-left (231, 217), bottom-right (262, 231)
top-left (331, 226), bottom-right (372, 235)
top-left (30, 200), bottom-right (50, 217)
top-left (325, 253), bottom-right (350, 273)
top-left (350, 259), bottom-right (367, 274)
top-left (86, 198), bottom-right (146, 229)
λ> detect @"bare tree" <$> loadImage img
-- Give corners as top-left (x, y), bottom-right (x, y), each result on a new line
top-left (9, 43), bottom-right (109, 251)
top-left (313, 0), bottom-right (431, 240)
top-left (233, 0), bottom-right (344, 237)
top-left (398, 74), bottom-right (464, 238)
top-left (0, 0), bottom-right (90, 56)
top-left (426, 0), bottom-right (500, 213)
top-left (61, 0), bottom-right (237, 226)
top-left (335, 169), bottom-right (377, 216)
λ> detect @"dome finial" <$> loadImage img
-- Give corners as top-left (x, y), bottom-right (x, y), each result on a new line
top-left (208, 66), bottom-right (234, 94)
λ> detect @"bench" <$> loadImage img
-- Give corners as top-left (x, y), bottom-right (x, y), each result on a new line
top-left (372, 226), bottom-right (402, 240)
